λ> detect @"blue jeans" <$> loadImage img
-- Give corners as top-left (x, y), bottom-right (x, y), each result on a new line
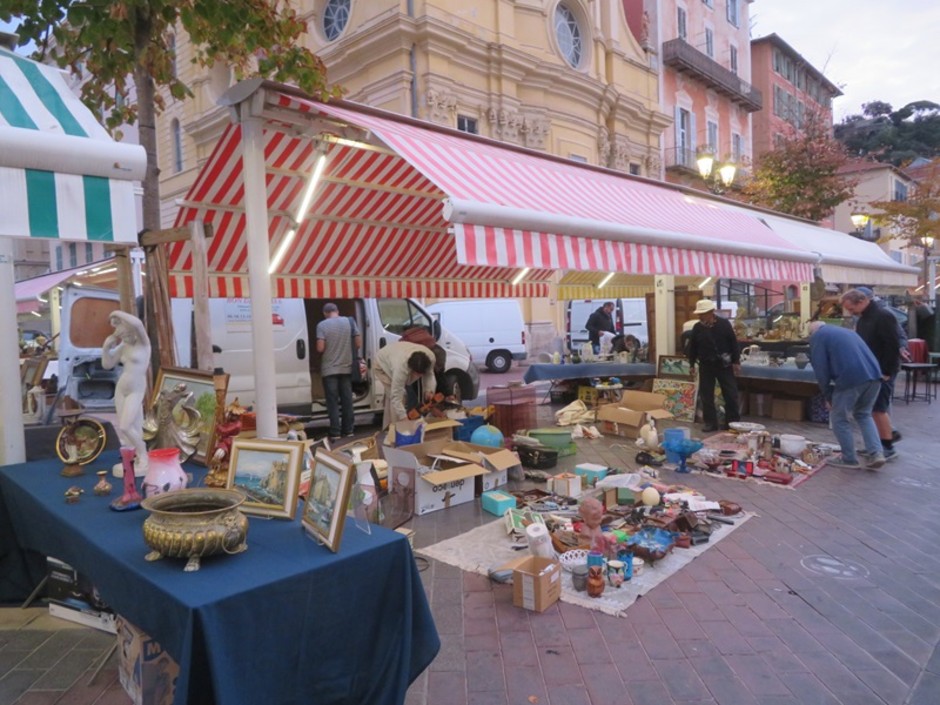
top-left (829, 379), bottom-right (882, 463)
top-left (323, 374), bottom-right (354, 438)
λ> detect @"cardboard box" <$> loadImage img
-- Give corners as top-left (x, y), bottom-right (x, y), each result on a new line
top-left (508, 556), bottom-right (562, 613)
top-left (481, 490), bottom-right (517, 517)
top-left (382, 440), bottom-right (487, 516)
top-left (442, 441), bottom-right (522, 493)
top-left (116, 616), bottom-right (179, 705)
top-left (574, 462), bottom-right (609, 485)
top-left (596, 391), bottom-right (673, 438)
top-left (547, 472), bottom-right (582, 497)
top-left (385, 418), bottom-right (461, 447)
top-left (603, 487), bottom-right (635, 508)
top-left (771, 398), bottom-right (804, 422)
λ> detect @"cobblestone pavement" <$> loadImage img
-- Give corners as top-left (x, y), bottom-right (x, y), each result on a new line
top-left (3, 387), bottom-right (940, 705)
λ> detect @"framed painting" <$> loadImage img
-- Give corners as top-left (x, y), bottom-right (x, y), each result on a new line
top-left (20, 356), bottom-right (48, 388)
top-left (228, 438), bottom-right (305, 519)
top-left (152, 367), bottom-right (229, 465)
top-left (657, 355), bottom-right (694, 380)
top-left (301, 448), bottom-right (354, 552)
top-left (651, 378), bottom-right (698, 422)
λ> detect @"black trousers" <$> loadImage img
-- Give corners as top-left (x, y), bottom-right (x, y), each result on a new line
top-left (698, 362), bottom-right (741, 427)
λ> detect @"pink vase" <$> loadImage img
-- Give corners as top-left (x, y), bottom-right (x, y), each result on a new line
top-left (110, 447), bottom-right (143, 511)
top-left (142, 448), bottom-right (189, 498)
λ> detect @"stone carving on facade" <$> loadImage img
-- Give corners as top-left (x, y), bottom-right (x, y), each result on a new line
top-left (611, 135), bottom-right (633, 171)
top-left (644, 152), bottom-right (662, 177)
top-left (487, 108), bottom-right (524, 143)
top-left (520, 115), bottom-right (550, 149)
top-left (597, 128), bottom-right (611, 166)
top-left (426, 89), bottom-right (458, 125)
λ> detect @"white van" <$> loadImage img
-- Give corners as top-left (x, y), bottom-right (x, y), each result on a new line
top-left (426, 299), bottom-right (527, 373)
top-left (57, 288), bottom-right (479, 418)
top-left (170, 296), bottom-right (479, 417)
top-left (565, 298), bottom-right (649, 350)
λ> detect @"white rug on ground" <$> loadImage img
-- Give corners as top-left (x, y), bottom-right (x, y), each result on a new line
top-left (418, 512), bottom-right (753, 618)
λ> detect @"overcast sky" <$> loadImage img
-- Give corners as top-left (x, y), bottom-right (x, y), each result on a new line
top-left (751, 0), bottom-right (940, 121)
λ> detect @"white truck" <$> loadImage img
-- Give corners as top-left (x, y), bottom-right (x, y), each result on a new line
top-left (57, 288), bottom-right (479, 418)
top-left (427, 299), bottom-right (527, 373)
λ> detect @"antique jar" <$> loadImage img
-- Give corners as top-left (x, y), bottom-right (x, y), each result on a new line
top-left (142, 448), bottom-right (189, 498)
top-left (141, 488), bottom-right (249, 572)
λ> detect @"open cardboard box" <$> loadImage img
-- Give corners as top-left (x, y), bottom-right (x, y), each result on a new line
top-left (441, 440), bottom-right (522, 493)
top-left (382, 439), bottom-right (487, 516)
top-left (497, 555), bottom-right (562, 612)
top-left (385, 418), bottom-right (461, 447)
top-left (596, 390), bottom-right (673, 439)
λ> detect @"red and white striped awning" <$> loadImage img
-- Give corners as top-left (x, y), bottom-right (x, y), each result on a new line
top-left (169, 85), bottom-right (815, 298)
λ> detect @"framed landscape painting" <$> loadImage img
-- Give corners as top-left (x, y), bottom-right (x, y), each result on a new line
top-left (302, 448), bottom-right (354, 552)
top-left (228, 438), bottom-right (305, 520)
top-left (657, 355), bottom-right (694, 380)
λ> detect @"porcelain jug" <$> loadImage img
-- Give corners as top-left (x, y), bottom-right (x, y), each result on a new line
top-left (142, 448), bottom-right (189, 498)
top-left (740, 344), bottom-right (760, 362)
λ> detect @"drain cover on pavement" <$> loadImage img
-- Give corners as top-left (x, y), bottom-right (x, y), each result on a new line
top-left (800, 554), bottom-right (870, 580)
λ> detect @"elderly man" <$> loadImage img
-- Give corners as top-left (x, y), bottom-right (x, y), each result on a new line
top-left (687, 299), bottom-right (741, 432)
top-left (841, 288), bottom-right (901, 461)
top-left (808, 321), bottom-right (885, 469)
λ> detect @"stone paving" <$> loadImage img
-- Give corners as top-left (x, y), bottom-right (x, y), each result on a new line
top-left (2, 389), bottom-right (940, 704)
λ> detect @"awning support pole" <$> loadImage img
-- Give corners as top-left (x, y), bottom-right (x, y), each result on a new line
top-left (0, 236), bottom-right (26, 464)
top-left (799, 282), bottom-right (812, 332)
top-left (240, 105), bottom-right (279, 440)
top-left (654, 274), bottom-right (676, 358)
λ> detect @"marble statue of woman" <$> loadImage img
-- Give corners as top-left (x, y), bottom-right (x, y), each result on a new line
top-left (102, 311), bottom-right (151, 476)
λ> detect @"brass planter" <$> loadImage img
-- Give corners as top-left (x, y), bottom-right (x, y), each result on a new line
top-left (141, 488), bottom-right (249, 572)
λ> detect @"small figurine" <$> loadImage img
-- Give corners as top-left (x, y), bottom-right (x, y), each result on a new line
top-left (64, 486), bottom-right (84, 504)
top-left (578, 497), bottom-right (606, 552)
top-left (639, 418), bottom-right (659, 450)
top-left (587, 565), bottom-right (606, 598)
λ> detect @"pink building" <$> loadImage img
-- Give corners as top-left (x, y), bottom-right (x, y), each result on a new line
top-left (657, 0), bottom-right (759, 190)
top-left (750, 33), bottom-right (841, 159)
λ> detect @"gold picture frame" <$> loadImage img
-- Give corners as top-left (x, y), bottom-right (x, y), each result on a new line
top-left (227, 438), bottom-right (305, 520)
top-left (657, 354), bottom-right (694, 380)
top-left (20, 356), bottom-right (49, 388)
top-left (152, 367), bottom-right (229, 466)
top-left (301, 448), bottom-right (354, 552)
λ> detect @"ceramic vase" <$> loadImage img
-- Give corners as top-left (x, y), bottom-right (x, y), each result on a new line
top-left (93, 471), bottom-right (112, 496)
top-left (142, 448), bottom-right (189, 498)
top-left (110, 447), bottom-right (143, 511)
top-left (795, 352), bottom-right (810, 369)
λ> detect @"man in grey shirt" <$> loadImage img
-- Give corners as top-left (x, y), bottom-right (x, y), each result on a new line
top-left (315, 303), bottom-right (362, 441)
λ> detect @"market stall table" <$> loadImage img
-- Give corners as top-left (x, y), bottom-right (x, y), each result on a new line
top-left (736, 364), bottom-right (819, 397)
top-left (0, 452), bottom-right (439, 705)
top-left (523, 362), bottom-right (655, 403)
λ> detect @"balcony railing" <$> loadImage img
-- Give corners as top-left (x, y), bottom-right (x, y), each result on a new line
top-left (662, 39), bottom-right (763, 112)
top-left (664, 146), bottom-right (698, 174)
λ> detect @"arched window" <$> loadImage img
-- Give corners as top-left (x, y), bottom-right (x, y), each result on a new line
top-left (554, 3), bottom-right (583, 68)
top-left (323, 0), bottom-right (351, 41)
top-left (171, 119), bottom-right (183, 173)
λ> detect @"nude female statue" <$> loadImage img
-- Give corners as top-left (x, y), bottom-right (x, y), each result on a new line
top-left (102, 311), bottom-right (151, 476)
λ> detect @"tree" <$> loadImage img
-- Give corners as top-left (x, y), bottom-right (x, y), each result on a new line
top-left (870, 160), bottom-right (940, 254)
top-left (835, 100), bottom-right (940, 165)
top-left (1, 1), bottom-right (336, 368)
top-left (741, 111), bottom-right (857, 222)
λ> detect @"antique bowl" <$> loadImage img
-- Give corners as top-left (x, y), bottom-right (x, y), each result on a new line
top-left (141, 488), bottom-right (249, 572)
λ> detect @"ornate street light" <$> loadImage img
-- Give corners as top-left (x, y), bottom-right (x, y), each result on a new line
top-left (696, 150), bottom-right (736, 193)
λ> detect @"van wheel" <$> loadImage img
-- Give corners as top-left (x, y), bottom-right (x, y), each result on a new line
top-left (485, 350), bottom-right (512, 373)
top-left (442, 374), bottom-right (463, 403)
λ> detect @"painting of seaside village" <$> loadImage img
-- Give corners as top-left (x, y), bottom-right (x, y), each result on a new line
top-left (230, 440), bottom-right (303, 519)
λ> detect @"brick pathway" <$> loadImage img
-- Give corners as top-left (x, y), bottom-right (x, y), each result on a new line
top-left (3, 392), bottom-right (939, 704)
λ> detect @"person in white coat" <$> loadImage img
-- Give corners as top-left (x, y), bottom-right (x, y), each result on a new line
top-left (373, 341), bottom-right (436, 427)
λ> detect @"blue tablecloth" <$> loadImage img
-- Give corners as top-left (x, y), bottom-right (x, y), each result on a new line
top-left (0, 451), bottom-right (439, 705)
top-left (738, 364), bottom-right (817, 384)
top-left (522, 362), bottom-right (656, 384)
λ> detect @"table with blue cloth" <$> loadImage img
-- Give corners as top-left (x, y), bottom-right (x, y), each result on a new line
top-left (522, 362), bottom-right (656, 384)
top-left (0, 451), bottom-right (439, 705)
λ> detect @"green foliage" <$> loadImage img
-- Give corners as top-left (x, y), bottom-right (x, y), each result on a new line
top-left (835, 100), bottom-right (940, 166)
top-left (741, 111), bottom-right (857, 222)
top-left (870, 161), bottom-right (940, 249)
top-left (1, 0), bottom-right (335, 132)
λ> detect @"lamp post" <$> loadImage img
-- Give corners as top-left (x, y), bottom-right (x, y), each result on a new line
top-left (696, 150), bottom-right (736, 194)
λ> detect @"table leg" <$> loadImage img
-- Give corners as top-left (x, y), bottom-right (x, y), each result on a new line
top-left (19, 575), bottom-right (47, 609)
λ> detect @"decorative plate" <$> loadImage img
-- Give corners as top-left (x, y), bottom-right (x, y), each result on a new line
top-left (728, 422), bottom-right (767, 433)
top-left (557, 549), bottom-right (589, 572)
top-left (56, 418), bottom-right (107, 465)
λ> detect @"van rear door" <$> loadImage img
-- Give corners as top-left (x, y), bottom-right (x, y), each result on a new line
top-left (58, 286), bottom-right (122, 408)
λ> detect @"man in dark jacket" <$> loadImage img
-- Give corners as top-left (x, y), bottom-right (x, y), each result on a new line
top-left (586, 302), bottom-right (615, 354)
top-left (841, 288), bottom-right (901, 461)
top-left (687, 299), bottom-right (741, 432)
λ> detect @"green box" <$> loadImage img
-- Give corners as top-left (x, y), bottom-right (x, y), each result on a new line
top-left (617, 488), bottom-right (635, 505)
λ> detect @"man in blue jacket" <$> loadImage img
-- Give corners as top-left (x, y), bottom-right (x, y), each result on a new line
top-left (808, 321), bottom-right (885, 469)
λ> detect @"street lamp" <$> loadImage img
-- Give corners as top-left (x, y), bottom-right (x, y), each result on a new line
top-left (696, 150), bottom-right (736, 193)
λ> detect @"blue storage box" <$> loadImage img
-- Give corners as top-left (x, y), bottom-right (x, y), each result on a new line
top-left (481, 490), bottom-right (517, 517)
top-left (455, 415), bottom-right (486, 442)
top-left (573, 462), bottom-right (608, 484)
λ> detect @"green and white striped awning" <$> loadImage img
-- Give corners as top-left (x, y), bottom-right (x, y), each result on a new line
top-left (0, 47), bottom-right (145, 243)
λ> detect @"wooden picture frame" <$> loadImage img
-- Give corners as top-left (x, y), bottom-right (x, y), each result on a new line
top-left (152, 367), bottom-right (229, 466)
top-left (228, 438), bottom-right (305, 520)
top-left (20, 356), bottom-right (49, 388)
top-left (657, 354), bottom-right (694, 380)
top-left (302, 448), bottom-right (354, 552)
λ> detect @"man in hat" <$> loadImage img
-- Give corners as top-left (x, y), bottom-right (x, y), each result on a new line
top-left (687, 299), bottom-right (741, 432)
